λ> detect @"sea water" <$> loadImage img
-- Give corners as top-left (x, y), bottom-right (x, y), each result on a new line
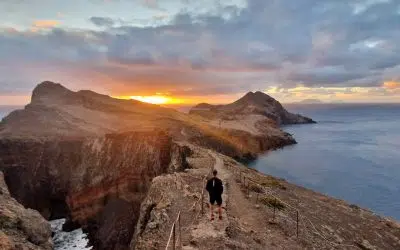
top-left (250, 104), bottom-right (400, 220)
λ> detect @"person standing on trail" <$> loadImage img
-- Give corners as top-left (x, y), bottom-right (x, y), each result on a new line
top-left (206, 169), bottom-right (223, 220)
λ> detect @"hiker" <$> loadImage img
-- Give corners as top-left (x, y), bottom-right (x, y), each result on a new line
top-left (206, 169), bottom-right (223, 220)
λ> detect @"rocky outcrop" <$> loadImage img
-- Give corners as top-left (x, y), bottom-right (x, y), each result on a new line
top-left (0, 130), bottom-right (191, 250)
top-left (190, 91), bottom-right (315, 125)
top-left (0, 171), bottom-right (53, 250)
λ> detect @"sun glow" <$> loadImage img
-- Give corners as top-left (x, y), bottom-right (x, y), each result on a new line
top-left (129, 95), bottom-right (181, 105)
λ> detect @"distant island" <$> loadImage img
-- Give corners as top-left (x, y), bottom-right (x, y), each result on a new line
top-left (296, 98), bottom-right (323, 104)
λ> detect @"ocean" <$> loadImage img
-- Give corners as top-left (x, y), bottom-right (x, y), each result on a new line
top-left (250, 103), bottom-right (400, 220)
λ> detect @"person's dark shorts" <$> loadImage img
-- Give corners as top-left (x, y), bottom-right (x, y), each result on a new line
top-left (209, 194), bottom-right (222, 206)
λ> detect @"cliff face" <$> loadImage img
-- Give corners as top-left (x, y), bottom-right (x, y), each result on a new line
top-left (0, 171), bottom-right (53, 250)
top-left (0, 130), bottom-right (190, 250)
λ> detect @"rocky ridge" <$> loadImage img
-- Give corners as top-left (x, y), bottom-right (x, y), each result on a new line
top-left (132, 147), bottom-right (400, 250)
top-left (189, 91), bottom-right (315, 126)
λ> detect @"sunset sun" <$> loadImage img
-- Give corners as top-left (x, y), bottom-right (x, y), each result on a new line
top-left (129, 95), bottom-right (178, 105)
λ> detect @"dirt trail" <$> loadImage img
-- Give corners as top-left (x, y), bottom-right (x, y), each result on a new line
top-left (183, 151), bottom-right (230, 249)
top-left (184, 151), bottom-right (301, 250)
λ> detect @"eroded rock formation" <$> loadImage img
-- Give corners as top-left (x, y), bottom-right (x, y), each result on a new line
top-left (0, 171), bottom-right (53, 250)
top-left (0, 131), bottom-right (190, 250)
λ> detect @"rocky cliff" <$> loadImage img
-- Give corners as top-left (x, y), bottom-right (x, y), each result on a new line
top-left (0, 130), bottom-right (190, 250)
top-left (0, 171), bottom-right (53, 250)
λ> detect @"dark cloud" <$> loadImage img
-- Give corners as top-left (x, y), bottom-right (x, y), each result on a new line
top-left (0, 0), bottom-right (399, 97)
top-left (90, 17), bottom-right (115, 27)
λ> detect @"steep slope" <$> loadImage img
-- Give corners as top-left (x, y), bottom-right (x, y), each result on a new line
top-left (190, 91), bottom-right (315, 125)
top-left (133, 148), bottom-right (400, 250)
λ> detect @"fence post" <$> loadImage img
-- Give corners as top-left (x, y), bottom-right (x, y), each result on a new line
top-left (179, 214), bottom-right (182, 250)
top-left (201, 190), bottom-right (204, 215)
top-left (172, 223), bottom-right (176, 250)
top-left (296, 210), bottom-right (299, 238)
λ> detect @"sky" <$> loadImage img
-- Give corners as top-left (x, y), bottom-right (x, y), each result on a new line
top-left (0, 0), bottom-right (400, 105)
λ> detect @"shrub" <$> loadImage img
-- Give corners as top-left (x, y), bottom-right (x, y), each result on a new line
top-left (261, 178), bottom-right (287, 190)
top-left (260, 196), bottom-right (286, 210)
top-left (248, 183), bottom-right (264, 193)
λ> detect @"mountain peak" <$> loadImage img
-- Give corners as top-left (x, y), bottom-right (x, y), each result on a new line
top-left (31, 81), bottom-right (72, 104)
top-left (235, 91), bottom-right (275, 106)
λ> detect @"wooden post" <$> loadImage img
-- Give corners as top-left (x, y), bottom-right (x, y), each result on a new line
top-left (201, 190), bottom-right (204, 215)
top-left (273, 206), bottom-right (276, 221)
top-left (172, 223), bottom-right (176, 250)
top-left (296, 210), bottom-right (299, 238)
top-left (179, 214), bottom-right (182, 250)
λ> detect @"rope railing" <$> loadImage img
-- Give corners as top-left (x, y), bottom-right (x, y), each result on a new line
top-left (165, 211), bottom-right (182, 250)
top-left (225, 164), bottom-right (358, 249)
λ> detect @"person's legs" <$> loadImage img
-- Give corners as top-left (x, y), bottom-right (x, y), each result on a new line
top-left (210, 195), bottom-right (216, 220)
top-left (217, 196), bottom-right (223, 220)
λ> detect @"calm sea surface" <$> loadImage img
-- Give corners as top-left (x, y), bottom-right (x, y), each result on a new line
top-left (250, 104), bottom-right (400, 220)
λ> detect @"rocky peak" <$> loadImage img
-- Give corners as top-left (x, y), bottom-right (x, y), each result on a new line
top-left (31, 81), bottom-right (73, 105)
top-left (234, 91), bottom-right (279, 107)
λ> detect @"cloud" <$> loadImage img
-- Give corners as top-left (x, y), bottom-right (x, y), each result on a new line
top-left (32, 20), bottom-right (60, 28)
top-left (0, 0), bottom-right (400, 103)
top-left (89, 17), bottom-right (115, 27)
top-left (383, 81), bottom-right (400, 89)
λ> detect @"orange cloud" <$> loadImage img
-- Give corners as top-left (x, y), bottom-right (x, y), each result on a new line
top-left (383, 81), bottom-right (400, 89)
top-left (33, 20), bottom-right (60, 28)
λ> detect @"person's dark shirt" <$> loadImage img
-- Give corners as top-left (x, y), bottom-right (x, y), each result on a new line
top-left (206, 177), bottom-right (223, 196)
